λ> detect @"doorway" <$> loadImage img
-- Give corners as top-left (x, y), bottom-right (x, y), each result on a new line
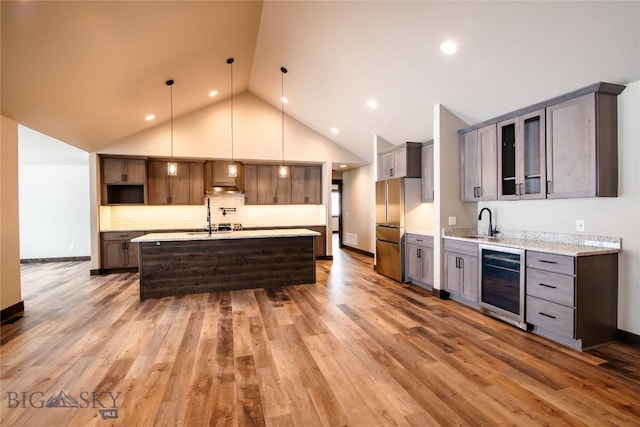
top-left (332, 179), bottom-right (343, 250)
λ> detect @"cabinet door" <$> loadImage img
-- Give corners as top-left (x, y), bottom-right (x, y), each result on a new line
top-left (170, 162), bottom-right (191, 205)
top-left (478, 124), bottom-right (498, 200)
top-left (292, 166), bottom-right (322, 204)
top-left (421, 247), bottom-right (434, 286)
top-left (244, 164), bottom-right (258, 205)
top-left (460, 254), bottom-right (479, 303)
top-left (124, 159), bottom-right (146, 184)
top-left (189, 162), bottom-right (204, 205)
top-left (102, 240), bottom-right (127, 269)
top-left (461, 131), bottom-right (479, 201)
top-left (444, 252), bottom-right (462, 295)
top-left (406, 244), bottom-right (421, 282)
top-left (498, 110), bottom-right (546, 200)
top-left (257, 165), bottom-right (291, 204)
top-left (102, 158), bottom-right (126, 184)
top-left (126, 241), bottom-right (139, 268)
top-left (546, 93), bottom-right (597, 198)
top-left (421, 143), bottom-right (434, 202)
top-left (147, 161), bottom-right (171, 204)
top-left (392, 147), bottom-right (407, 178)
top-left (378, 152), bottom-right (394, 180)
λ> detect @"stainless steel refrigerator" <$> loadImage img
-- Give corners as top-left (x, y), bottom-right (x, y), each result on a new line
top-left (375, 178), bottom-right (405, 281)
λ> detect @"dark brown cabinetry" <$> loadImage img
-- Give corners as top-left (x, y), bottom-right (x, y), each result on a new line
top-left (421, 142), bottom-right (434, 202)
top-left (497, 109), bottom-right (546, 200)
top-left (461, 125), bottom-right (497, 201)
top-left (444, 239), bottom-right (478, 307)
top-left (378, 142), bottom-right (422, 180)
top-left (148, 161), bottom-right (204, 205)
top-left (101, 156), bottom-right (147, 205)
top-left (203, 160), bottom-right (244, 193)
top-left (257, 165), bottom-right (291, 204)
top-left (525, 250), bottom-right (618, 350)
top-left (405, 234), bottom-right (434, 289)
top-left (101, 231), bottom-right (144, 269)
top-left (546, 89), bottom-right (621, 198)
top-left (292, 166), bottom-right (322, 204)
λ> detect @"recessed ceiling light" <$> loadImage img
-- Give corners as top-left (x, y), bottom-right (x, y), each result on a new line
top-left (280, 96), bottom-right (289, 104)
top-left (145, 114), bottom-right (156, 121)
top-left (440, 40), bottom-right (458, 55)
top-left (366, 99), bottom-right (378, 109)
top-left (209, 90), bottom-right (219, 97)
top-left (340, 164), bottom-right (347, 168)
top-left (330, 127), bottom-right (339, 134)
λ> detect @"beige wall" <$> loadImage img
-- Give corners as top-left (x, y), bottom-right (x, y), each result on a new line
top-left (342, 164), bottom-right (374, 253)
top-left (477, 80), bottom-right (640, 335)
top-left (1, 116), bottom-right (22, 311)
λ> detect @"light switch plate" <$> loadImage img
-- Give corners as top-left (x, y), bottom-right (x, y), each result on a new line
top-left (576, 220), bottom-right (585, 232)
top-left (448, 216), bottom-right (457, 226)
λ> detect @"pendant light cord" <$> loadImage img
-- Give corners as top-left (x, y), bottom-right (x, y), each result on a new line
top-left (281, 67), bottom-right (287, 166)
top-left (228, 58), bottom-right (234, 163)
top-left (170, 82), bottom-right (174, 160)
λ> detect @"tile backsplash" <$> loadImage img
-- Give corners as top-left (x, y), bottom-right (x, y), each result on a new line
top-left (100, 194), bottom-right (326, 231)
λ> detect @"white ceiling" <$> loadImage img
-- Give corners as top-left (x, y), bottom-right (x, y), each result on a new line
top-left (2, 1), bottom-right (639, 164)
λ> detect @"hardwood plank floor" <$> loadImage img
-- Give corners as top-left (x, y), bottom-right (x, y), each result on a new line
top-left (2, 248), bottom-right (640, 426)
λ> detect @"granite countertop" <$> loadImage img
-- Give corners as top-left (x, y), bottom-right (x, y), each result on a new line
top-left (405, 230), bottom-right (435, 237)
top-left (443, 228), bottom-right (621, 257)
top-left (132, 228), bottom-right (321, 243)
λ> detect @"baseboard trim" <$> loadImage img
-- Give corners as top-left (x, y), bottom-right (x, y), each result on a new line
top-left (21, 256), bottom-right (90, 264)
top-left (342, 245), bottom-right (374, 258)
top-left (618, 329), bottom-right (640, 347)
top-left (432, 289), bottom-right (450, 300)
top-left (317, 255), bottom-right (334, 260)
top-left (1, 301), bottom-right (25, 324)
top-left (90, 267), bottom-right (138, 275)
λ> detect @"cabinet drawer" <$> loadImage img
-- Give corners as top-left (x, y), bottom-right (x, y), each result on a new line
top-left (526, 268), bottom-right (574, 307)
top-left (526, 251), bottom-right (574, 275)
top-left (102, 231), bottom-right (144, 241)
top-left (444, 239), bottom-right (478, 257)
top-left (406, 234), bottom-right (433, 247)
top-left (526, 296), bottom-right (574, 339)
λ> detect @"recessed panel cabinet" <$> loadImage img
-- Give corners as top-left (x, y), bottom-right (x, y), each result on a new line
top-left (378, 142), bottom-right (422, 180)
top-left (405, 234), bottom-right (434, 289)
top-left (546, 91), bottom-right (620, 198)
top-left (292, 166), bottom-right (322, 204)
top-left (148, 161), bottom-right (204, 205)
top-left (257, 165), bottom-right (291, 205)
top-left (444, 239), bottom-right (479, 308)
top-left (244, 164), bottom-right (322, 205)
top-left (461, 125), bottom-right (497, 201)
top-left (497, 109), bottom-right (546, 200)
top-left (101, 231), bottom-right (144, 269)
top-left (101, 156), bottom-right (147, 205)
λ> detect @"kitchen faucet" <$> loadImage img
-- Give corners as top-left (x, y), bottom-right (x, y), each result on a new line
top-left (478, 207), bottom-right (495, 237)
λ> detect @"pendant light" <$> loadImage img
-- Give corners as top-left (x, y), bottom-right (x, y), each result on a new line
top-left (227, 57), bottom-right (238, 178)
top-left (278, 66), bottom-right (289, 179)
top-left (166, 79), bottom-right (177, 176)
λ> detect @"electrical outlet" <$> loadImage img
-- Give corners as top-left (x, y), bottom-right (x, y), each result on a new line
top-left (448, 216), bottom-right (457, 226)
top-left (576, 220), bottom-right (585, 232)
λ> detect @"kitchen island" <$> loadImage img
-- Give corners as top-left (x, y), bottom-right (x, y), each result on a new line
top-left (132, 229), bottom-right (320, 299)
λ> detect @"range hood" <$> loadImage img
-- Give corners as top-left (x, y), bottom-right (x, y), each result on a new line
top-left (204, 160), bottom-right (244, 194)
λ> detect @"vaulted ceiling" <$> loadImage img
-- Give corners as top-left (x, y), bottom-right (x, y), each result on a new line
top-left (2, 1), bottom-right (639, 163)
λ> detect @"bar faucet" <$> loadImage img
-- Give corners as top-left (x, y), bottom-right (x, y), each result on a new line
top-left (478, 207), bottom-right (495, 237)
top-left (206, 199), bottom-right (212, 235)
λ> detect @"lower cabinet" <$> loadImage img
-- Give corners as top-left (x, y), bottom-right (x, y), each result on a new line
top-left (525, 250), bottom-right (618, 350)
top-left (405, 234), bottom-right (434, 289)
top-left (444, 239), bottom-right (479, 308)
top-left (101, 231), bottom-right (144, 269)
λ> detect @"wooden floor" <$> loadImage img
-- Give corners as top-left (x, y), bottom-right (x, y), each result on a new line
top-left (2, 247), bottom-right (640, 426)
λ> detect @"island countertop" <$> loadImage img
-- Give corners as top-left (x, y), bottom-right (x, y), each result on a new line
top-left (132, 228), bottom-right (321, 243)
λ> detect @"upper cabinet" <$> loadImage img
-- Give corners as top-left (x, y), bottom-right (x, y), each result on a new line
top-left (203, 160), bottom-right (244, 194)
top-left (421, 141), bottom-right (434, 202)
top-left (460, 82), bottom-right (625, 202)
top-left (101, 156), bottom-right (147, 205)
top-left (546, 91), bottom-right (620, 198)
top-left (102, 157), bottom-right (146, 184)
top-left (292, 165), bottom-right (322, 204)
top-left (148, 161), bottom-right (204, 205)
top-left (378, 142), bottom-right (422, 180)
top-left (497, 109), bottom-right (546, 200)
top-left (461, 124), bottom-right (497, 201)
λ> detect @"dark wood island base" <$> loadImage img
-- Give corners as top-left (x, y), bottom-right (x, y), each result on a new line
top-left (133, 230), bottom-right (319, 299)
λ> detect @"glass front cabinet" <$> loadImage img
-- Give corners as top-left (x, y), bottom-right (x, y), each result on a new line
top-left (497, 109), bottom-right (546, 200)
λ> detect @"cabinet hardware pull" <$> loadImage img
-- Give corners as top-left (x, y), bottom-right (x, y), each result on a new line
top-left (417, 249), bottom-right (422, 258)
top-left (122, 174), bottom-right (128, 182)
top-left (390, 168), bottom-right (394, 177)
top-left (539, 312), bottom-right (557, 319)
top-left (539, 283), bottom-right (557, 289)
top-left (546, 180), bottom-right (552, 194)
top-left (539, 260), bottom-right (557, 264)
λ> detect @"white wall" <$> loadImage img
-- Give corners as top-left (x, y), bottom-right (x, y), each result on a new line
top-left (478, 80), bottom-right (640, 335)
top-left (19, 164), bottom-right (91, 259)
